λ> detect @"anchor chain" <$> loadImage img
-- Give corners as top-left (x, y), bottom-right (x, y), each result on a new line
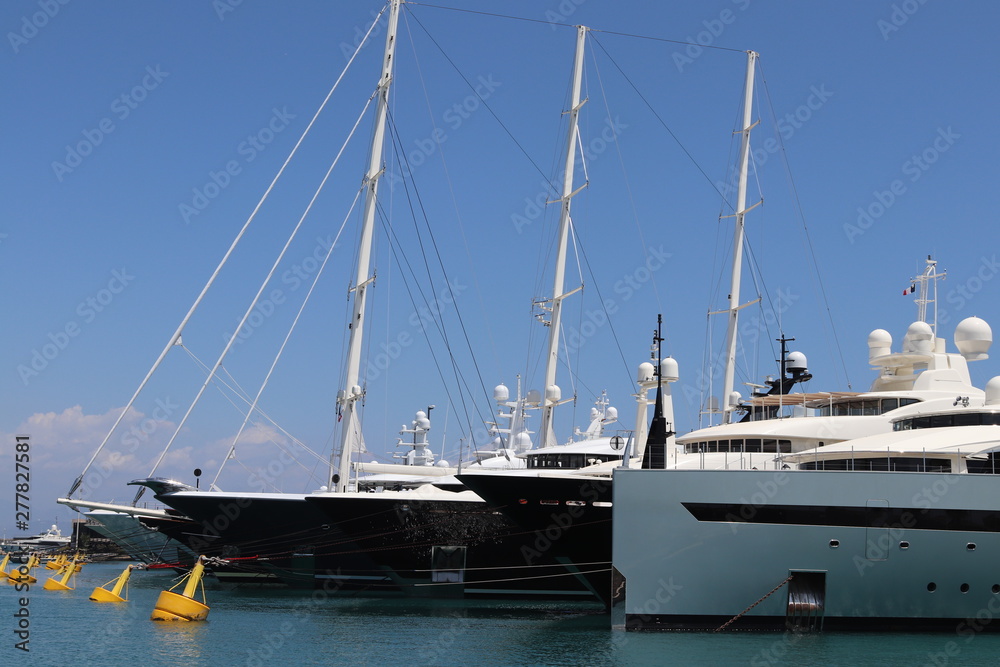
top-left (714, 574), bottom-right (794, 632)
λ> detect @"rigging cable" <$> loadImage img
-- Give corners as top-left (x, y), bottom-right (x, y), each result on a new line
top-left (758, 60), bottom-right (851, 390)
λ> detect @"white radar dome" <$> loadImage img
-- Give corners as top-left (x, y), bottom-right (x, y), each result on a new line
top-left (986, 376), bottom-right (1000, 406)
top-left (955, 317), bottom-right (993, 361)
top-left (785, 351), bottom-right (808, 372)
top-left (545, 384), bottom-right (562, 403)
top-left (512, 432), bottom-right (532, 451)
top-left (493, 384), bottom-right (509, 402)
top-left (903, 321), bottom-right (934, 354)
top-left (637, 362), bottom-right (655, 383)
top-left (605, 406), bottom-right (618, 421)
top-left (660, 357), bottom-right (679, 382)
top-left (868, 329), bottom-right (892, 362)
top-left (526, 389), bottom-right (542, 406)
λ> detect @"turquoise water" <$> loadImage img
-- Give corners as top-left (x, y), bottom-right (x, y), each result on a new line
top-left (5, 562), bottom-right (1000, 666)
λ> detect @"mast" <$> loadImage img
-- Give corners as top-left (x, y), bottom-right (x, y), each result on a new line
top-left (720, 50), bottom-right (758, 425)
top-left (538, 24), bottom-right (587, 449)
top-left (333, 0), bottom-right (401, 493)
top-left (912, 255), bottom-right (946, 336)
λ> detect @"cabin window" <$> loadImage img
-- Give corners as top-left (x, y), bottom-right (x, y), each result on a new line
top-left (880, 398), bottom-right (899, 412)
top-left (800, 457), bottom-right (950, 472)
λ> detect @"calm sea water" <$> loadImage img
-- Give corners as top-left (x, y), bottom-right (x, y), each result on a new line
top-left (5, 562), bottom-right (1000, 666)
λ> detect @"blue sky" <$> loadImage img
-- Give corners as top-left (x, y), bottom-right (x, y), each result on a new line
top-left (2, 0), bottom-right (999, 534)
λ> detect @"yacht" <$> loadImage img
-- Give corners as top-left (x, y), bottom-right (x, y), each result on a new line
top-left (458, 313), bottom-right (987, 605)
top-left (612, 317), bottom-right (1000, 631)
top-left (0, 524), bottom-right (71, 554)
top-left (134, 14), bottom-right (655, 600)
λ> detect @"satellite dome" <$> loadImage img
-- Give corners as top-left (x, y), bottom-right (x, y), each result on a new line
top-left (493, 384), bottom-right (509, 402)
top-left (637, 362), bottom-right (655, 383)
top-left (605, 406), bottom-right (619, 421)
top-left (903, 321), bottom-right (934, 354)
top-left (955, 317), bottom-right (993, 361)
top-left (868, 329), bottom-right (892, 362)
top-left (785, 351), bottom-right (808, 372)
top-left (512, 432), bottom-right (532, 451)
top-left (986, 377), bottom-right (1000, 406)
top-left (660, 357), bottom-right (679, 382)
top-left (526, 389), bottom-right (542, 406)
top-left (545, 384), bottom-right (562, 403)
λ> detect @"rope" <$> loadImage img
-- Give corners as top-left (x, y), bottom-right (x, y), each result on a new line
top-left (714, 573), bottom-right (794, 632)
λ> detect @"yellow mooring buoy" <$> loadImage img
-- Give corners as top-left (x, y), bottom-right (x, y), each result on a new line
top-left (150, 556), bottom-right (210, 621)
top-left (0, 553), bottom-right (11, 578)
top-left (43, 557), bottom-right (78, 591)
top-left (44, 554), bottom-right (64, 571)
top-left (8, 554), bottom-right (39, 584)
top-left (90, 564), bottom-right (133, 602)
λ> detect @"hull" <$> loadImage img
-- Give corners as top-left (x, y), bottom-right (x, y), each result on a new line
top-left (152, 492), bottom-right (391, 590)
top-left (305, 492), bottom-right (604, 600)
top-left (85, 511), bottom-right (197, 566)
top-left (457, 472), bottom-right (613, 604)
top-left (612, 468), bottom-right (1000, 631)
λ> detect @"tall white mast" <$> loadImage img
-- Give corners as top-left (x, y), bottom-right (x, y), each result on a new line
top-left (720, 50), bottom-right (758, 425)
top-left (538, 25), bottom-right (587, 449)
top-left (333, 0), bottom-right (401, 492)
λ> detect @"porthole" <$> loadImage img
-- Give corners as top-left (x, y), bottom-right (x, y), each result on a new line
top-left (899, 541), bottom-right (910, 550)
top-left (927, 582), bottom-right (937, 592)
top-left (829, 539), bottom-right (840, 548)
top-left (961, 583), bottom-right (970, 593)
top-left (992, 584), bottom-right (1000, 594)
top-left (967, 543), bottom-right (977, 551)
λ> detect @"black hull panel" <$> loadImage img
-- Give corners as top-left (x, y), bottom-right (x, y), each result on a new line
top-left (458, 473), bottom-right (613, 604)
top-left (152, 493), bottom-right (391, 590)
top-left (306, 495), bottom-right (604, 600)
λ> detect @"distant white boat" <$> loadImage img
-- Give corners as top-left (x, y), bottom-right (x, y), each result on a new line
top-left (1, 524), bottom-right (71, 553)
